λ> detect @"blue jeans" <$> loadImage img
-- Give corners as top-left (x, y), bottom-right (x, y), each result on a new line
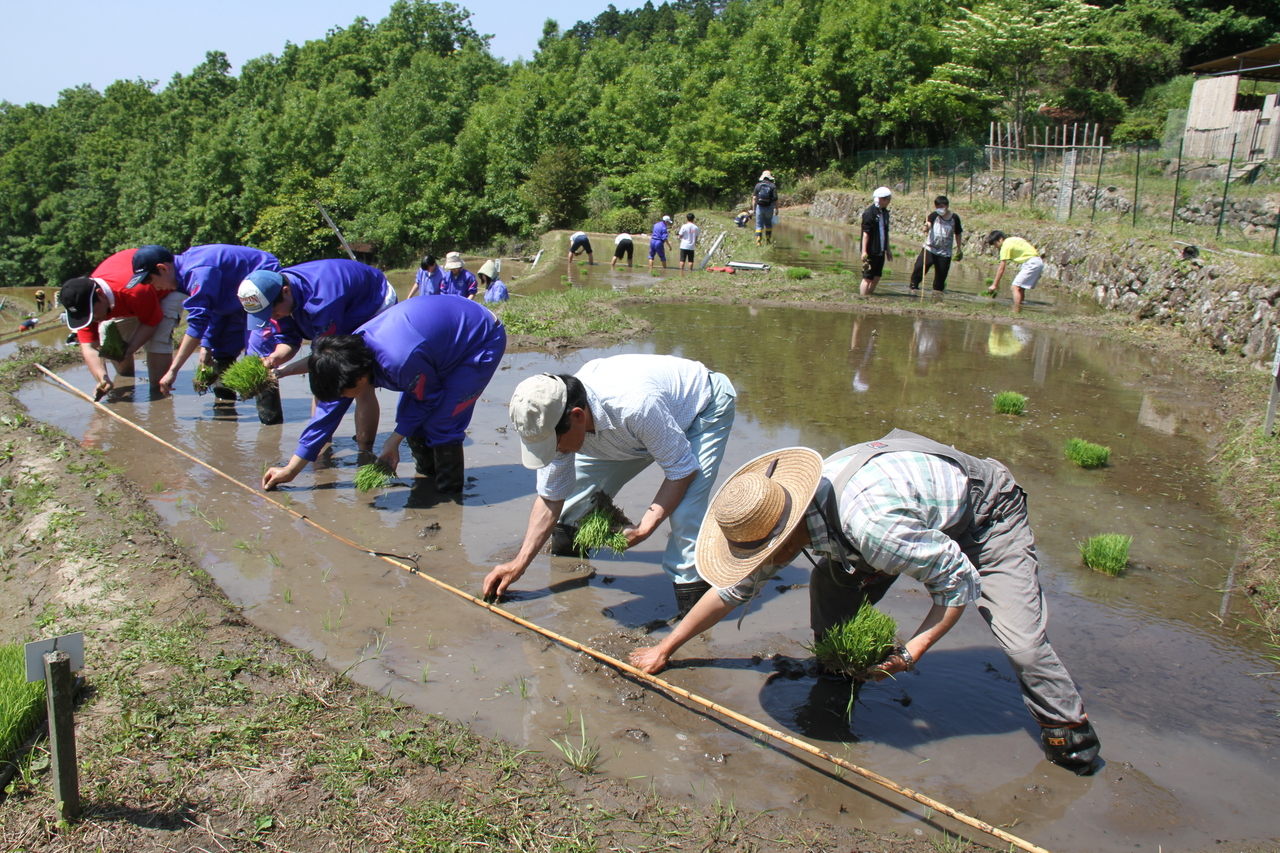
top-left (559, 372), bottom-right (737, 584)
top-left (754, 205), bottom-right (776, 231)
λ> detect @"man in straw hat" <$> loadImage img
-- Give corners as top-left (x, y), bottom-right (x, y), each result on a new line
top-left (630, 429), bottom-right (1101, 775)
top-left (484, 354), bottom-right (737, 617)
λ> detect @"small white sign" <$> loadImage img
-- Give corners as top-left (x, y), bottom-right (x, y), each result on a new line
top-left (1272, 338), bottom-right (1280, 376)
top-left (24, 633), bottom-right (85, 682)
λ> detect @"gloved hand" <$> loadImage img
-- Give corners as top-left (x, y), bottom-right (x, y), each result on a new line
top-left (1041, 719), bottom-right (1101, 776)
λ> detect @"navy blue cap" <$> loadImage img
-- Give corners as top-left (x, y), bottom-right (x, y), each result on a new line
top-left (127, 245), bottom-right (175, 287)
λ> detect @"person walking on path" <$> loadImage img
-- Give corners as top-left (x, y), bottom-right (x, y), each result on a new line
top-left (860, 187), bottom-right (893, 296)
top-left (677, 213), bottom-right (701, 272)
top-left (238, 258), bottom-right (398, 453)
top-left (477, 260), bottom-right (509, 303)
top-left (149, 244), bottom-right (284, 422)
top-left (630, 430), bottom-right (1102, 776)
top-left (751, 171), bottom-right (778, 245)
top-left (648, 216), bottom-right (672, 272)
top-left (910, 196), bottom-right (964, 293)
top-left (986, 231), bottom-right (1043, 311)
top-left (407, 254), bottom-right (443, 298)
top-left (438, 252), bottom-right (480, 300)
top-left (484, 355), bottom-right (737, 618)
top-left (261, 295), bottom-right (506, 493)
top-left (59, 248), bottom-right (184, 398)
top-left (611, 232), bottom-right (634, 269)
top-left (568, 231), bottom-right (595, 265)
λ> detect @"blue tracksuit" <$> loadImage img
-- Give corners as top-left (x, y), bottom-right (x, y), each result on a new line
top-left (249, 259), bottom-right (393, 356)
top-left (415, 265), bottom-right (444, 295)
top-left (295, 296), bottom-right (507, 461)
top-left (483, 279), bottom-right (509, 303)
top-left (177, 245), bottom-right (280, 357)
top-left (439, 269), bottom-right (478, 299)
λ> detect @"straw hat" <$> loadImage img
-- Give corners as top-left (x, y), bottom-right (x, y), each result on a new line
top-left (696, 448), bottom-right (823, 589)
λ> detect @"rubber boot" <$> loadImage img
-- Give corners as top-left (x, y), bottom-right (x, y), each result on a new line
top-left (549, 522), bottom-right (581, 557)
top-left (1040, 719), bottom-right (1101, 776)
top-left (764, 228), bottom-right (773, 245)
top-left (755, 229), bottom-right (763, 246)
top-left (432, 443), bottom-right (465, 493)
top-left (405, 436), bottom-right (436, 477)
top-left (673, 579), bottom-right (713, 619)
top-left (255, 383), bottom-right (283, 425)
top-left (211, 357), bottom-right (237, 402)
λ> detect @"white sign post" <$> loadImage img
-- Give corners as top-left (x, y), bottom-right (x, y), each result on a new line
top-left (1266, 338), bottom-right (1280, 437)
top-left (24, 633), bottom-right (84, 821)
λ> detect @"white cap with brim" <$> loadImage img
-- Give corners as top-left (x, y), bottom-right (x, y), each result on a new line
top-left (873, 186), bottom-right (893, 199)
top-left (509, 373), bottom-right (568, 469)
top-left (237, 270), bottom-right (284, 329)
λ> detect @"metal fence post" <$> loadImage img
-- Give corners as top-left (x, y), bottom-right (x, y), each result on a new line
top-left (1170, 136), bottom-right (1185, 235)
top-left (1091, 150), bottom-right (1105, 222)
top-left (1132, 146), bottom-right (1141, 227)
top-left (1217, 134), bottom-right (1237, 238)
top-left (1273, 204), bottom-right (1279, 254)
top-left (1002, 154), bottom-right (1007, 209)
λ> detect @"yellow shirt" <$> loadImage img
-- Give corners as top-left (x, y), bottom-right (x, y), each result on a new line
top-left (999, 237), bottom-right (1038, 265)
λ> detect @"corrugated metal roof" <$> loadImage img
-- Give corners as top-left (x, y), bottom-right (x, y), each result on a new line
top-left (1190, 43), bottom-right (1280, 80)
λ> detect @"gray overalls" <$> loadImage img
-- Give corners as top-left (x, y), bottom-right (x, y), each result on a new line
top-left (809, 429), bottom-right (1088, 727)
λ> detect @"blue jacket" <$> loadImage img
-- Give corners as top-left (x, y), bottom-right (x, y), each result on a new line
top-left (415, 265), bottom-right (444, 295)
top-left (483, 280), bottom-right (509, 303)
top-left (178, 245), bottom-right (280, 352)
top-left (296, 296), bottom-right (507, 460)
top-left (439, 268), bottom-right (478, 298)
top-left (251, 259), bottom-right (390, 355)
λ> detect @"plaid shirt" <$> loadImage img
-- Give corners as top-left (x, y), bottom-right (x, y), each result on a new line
top-left (537, 355), bottom-right (713, 500)
top-left (723, 451), bottom-right (981, 608)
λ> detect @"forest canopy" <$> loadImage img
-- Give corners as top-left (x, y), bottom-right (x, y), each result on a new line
top-left (1, 0), bottom-right (1274, 285)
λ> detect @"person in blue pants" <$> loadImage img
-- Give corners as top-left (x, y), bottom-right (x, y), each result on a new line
top-left (147, 244), bottom-right (283, 423)
top-left (238, 259), bottom-right (398, 452)
top-left (260, 296), bottom-right (506, 493)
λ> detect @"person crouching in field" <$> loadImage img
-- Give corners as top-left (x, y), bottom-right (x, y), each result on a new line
top-left (986, 231), bottom-right (1043, 311)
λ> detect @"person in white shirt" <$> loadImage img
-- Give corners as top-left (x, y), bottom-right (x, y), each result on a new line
top-left (677, 213), bottom-right (701, 271)
top-left (611, 233), bottom-right (634, 269)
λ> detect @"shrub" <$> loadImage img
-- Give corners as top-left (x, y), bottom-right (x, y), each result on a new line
top-left (1080, 534), bottom-right (1131, 575)
top-left (1064, 438), bottom-right (1110, 468)
top-left (993, 391), bottom-right (1027, 415)
top-left (786, 267), bottom-right (812, 280)
top-left (608, 206), bottom-right (645, 235)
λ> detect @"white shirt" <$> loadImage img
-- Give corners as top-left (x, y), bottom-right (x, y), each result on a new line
top-left (537, 355), bottom-right (713, 500)
top-left (615, 233), bottom-right (632, 245)
top-left (678, 222), bottom-right (700, 250)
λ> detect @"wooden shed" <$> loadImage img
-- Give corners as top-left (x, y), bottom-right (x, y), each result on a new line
top-left (1186, 44), bottom-right (1280, 160)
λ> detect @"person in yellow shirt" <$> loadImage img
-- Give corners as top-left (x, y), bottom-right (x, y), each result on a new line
top-left (986, 231), bottom-right (1043, 309)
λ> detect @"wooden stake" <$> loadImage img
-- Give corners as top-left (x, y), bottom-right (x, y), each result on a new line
top-left (43, 651), bottom-right (79, 822)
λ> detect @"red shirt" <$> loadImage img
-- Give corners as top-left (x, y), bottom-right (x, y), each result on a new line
top-left (76, 249), bottom-right (165, 344)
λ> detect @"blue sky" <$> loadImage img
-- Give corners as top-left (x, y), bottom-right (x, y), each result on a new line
top-left (1, 0), bottom-right (615, 107)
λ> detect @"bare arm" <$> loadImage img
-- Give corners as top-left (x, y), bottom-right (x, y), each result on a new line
top-left (160, 333), bottom-right (204, 395)
top-left (870, 603), bottom-right (965, 680)
top-left (624, 471), bottom-right (696, 547)
top-left (630, 588), bottom-right (737, 673)
top-left (261, 343), bottom-right (298, 369)
top-left (990, 260), bottom-right (1009, 292)
top-left (483, 495), bottom-right (565, 598)
top-left (263, 455), bottom-right (310, 490)
top-left (79, 341), bottom-right (112, 395)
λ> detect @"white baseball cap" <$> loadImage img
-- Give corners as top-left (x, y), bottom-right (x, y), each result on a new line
top-left (873, 186), bottom-right (893, 199)
top-left (509, 374), bottom-right (568, 469)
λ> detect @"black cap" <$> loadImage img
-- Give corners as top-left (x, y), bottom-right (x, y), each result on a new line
top-left (60, 277), bottom-right (101, 331)
top-left (128, 244), bottom-right (175, 287)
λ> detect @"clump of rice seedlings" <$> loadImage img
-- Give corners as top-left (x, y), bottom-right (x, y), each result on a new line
top-left (219, 357), bottom-right (276, 400)
top-left (0, 643), bottom-right (46, 768)
top-left (97, 323), bottom-right (128, 361)
top-left (1080, 534), bottom-right (1131, 575)
top-left (574, 507), bottom-right (629, 555)
top-left (786, 267), bottom-right (812, 280)
top-left (354, 462), bottom-right (392, 493)
top-left (804, 234), bottom-right (815, 241)
top-left (805, 601), bottom-right (899, 679)
top-left (798, 250), bottom-right (810, 258)
top-left (192, 364), bottom-right (217, 395)
top-left (993, 391), bottom-right (1027, 416)
top-left (1064, 438), bottom-right (1110, 469)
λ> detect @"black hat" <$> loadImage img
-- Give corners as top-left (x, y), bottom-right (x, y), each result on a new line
top-left (128, 244), bottom-right (175, 287)
top-left (60, 277), bottom-right (103, 331)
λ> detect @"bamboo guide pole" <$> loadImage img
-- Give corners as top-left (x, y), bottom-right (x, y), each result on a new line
top-left (35, 364), bottom-right (1055, 853)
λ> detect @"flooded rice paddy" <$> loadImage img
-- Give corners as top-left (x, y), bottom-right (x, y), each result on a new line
top-left (12, 223), bottom-right (1280, 851)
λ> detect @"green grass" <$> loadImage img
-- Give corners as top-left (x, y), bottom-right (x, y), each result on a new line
top-left (805, 601), bottom-right (899, 677)
top-left (1080, 534), bottom-right (1131, 575)
top-left (1064, 438), bottom-right (1110, 468)
top-left (573, 507), bottom-right (628, 555)
top-left (98, 323), bottom-right (128, 361)
top-left (497, 289), bottom-right (638, 339)
top-left (993, 391), bottom-right (1027, 416)
top-left (786, 267), bottom-right (812, 280)
top-left (192, 364), bottom-right (217, 395)
top-left (354, 463), bottom-right (392, 493)
top-left (0, 643), bottom-right (47, 769)
top-left (219, 357), bottom-right (275, 400)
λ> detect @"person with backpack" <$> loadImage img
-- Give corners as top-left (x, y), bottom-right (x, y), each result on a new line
top-left (751, 171), bottom-right (778, 245)
top-left (629, 431), bottom-right (1102, 777)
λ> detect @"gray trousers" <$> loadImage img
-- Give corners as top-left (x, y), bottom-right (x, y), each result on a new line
top-left (810, 460), bottom-right (1087, 727)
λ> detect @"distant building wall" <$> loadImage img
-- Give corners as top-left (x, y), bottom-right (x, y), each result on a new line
top-left (1184, 75), bottom-right (1280, 160)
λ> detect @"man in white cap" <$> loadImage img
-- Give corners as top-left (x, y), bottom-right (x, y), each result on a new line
top-left (751, 171), bottom-right (778, 245)
top-left (860, 187), bottom-right (893, 295)
top-left (438, 252), bottom-right (479, 300)
top-left (648, 216), bottom-right (673, 272)
top-left (483, 355), bottom-right (736, 617)
top-left (630, 429), bottom-right (1101, 776)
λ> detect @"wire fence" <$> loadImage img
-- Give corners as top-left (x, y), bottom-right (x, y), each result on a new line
top-left (847, 138), bottom-right (1280, 255)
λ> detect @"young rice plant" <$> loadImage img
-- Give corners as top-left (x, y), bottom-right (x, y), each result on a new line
top-left (0, 643), bottom-right (46, 768)
top-left (97, 323), bottom-right (128, 361)
top-left (786, 267), bottom-right (812, 280)
top-left (573, 506), bottom-right (629, 555)
top-left (354, 463), bottom-right (392, 493)
top-left (805, 601), bottom-right (900, 678)
top-left (1064, 438), bottom-right (1110, 469)
top-left (192, 364), bottom-right (217, 395)
top-left (1080, 534), bottom-right (1131, 575)
top-left (993, 391), bottom-right (1027, 416)
top-left (219, 357), bottom-right (276, 400)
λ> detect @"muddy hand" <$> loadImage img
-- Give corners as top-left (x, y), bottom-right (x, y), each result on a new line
top-left (158, 370), bottom-right (177, 396)
top-left (867, 652), bottom-right (909, 682)
top-left (93, 377), bottom-right (113, 401)
top-left (629, 646), bottom-right (669, 675)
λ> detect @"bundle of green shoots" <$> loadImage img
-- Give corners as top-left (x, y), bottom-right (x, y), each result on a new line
top-left (804, 601), bottom-right (900, 717)
top-left (354, 462), bottom-right (393, 493)
top-left (0, 643), bottom-right (46, 770)
top-left (97, 323), bottom-right (128, 361)
top-left (993, 391), bottom-right (1027, 416)
top-left (219, 357), bottom-right (277, 400)
top-left (1080, 533), bottom-right (1131, 576)
top-left (192, 364), bottom-right (218, 395)
top-left (573, 506), bottom-right (630, 555)
top-left (1064, 438), bottom-right (1110, 469)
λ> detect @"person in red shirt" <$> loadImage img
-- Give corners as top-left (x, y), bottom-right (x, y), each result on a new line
top-left (59, 249), bottom-right (183, 398)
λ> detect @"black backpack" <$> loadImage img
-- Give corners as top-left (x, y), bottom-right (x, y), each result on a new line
top-left (754, 181), bottom-right (777, 206)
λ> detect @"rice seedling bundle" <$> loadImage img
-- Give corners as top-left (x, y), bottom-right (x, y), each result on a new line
top-left (219, 357), bottom-right (276, 400)
top-left (992, 391), bottom-right (1027, 416)
top-left (1064, 438), bottom-right (1110, 469)
top-left (97, 323), bottom-right (128, 361)
top-left (192, 364), bottom-right (217, 395)
top-left (0, 644), bottom-right (46, 767)
top-left (1080, 534), bottom-right (1131, 575)
top-left (354, 463), bottom-right (392, 493)
top-left (805, 601), bottom-right (900, 678)
top-left (786, 267), bottom-right (812, 280)
top-left (573, 507), bottom-right (629, 555)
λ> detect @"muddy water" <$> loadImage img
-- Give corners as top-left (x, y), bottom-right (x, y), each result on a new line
top-left (20, 303), bottom-right (1280, 852)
